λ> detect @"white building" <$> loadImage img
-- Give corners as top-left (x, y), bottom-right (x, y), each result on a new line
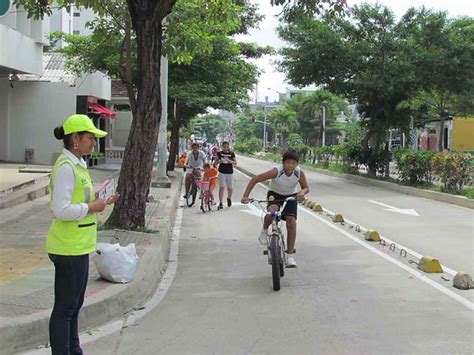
top-left (0, 5), bottom-right (112, 165)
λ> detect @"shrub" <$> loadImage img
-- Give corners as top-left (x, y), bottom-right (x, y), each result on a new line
top-left (397, 151), bottom-right (434, 185)
top-left (432, 153), bottom-right (472, 192)
top-left (287, 134), bottom-right (310, 161)
top-left (234, 137), bottom-right (263, 154)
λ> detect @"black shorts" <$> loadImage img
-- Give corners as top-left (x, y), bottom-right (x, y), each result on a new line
top-left (267, 191), bottom-right (297, 220)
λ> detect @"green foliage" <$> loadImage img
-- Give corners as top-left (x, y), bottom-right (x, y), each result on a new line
top-left (234, 137), bottom-right (263, 154)
top-left (396, 151), bottom-right (434, 185)
top-left (299, 90), bottom-right (348, 146)
top-left (286, 133), bottom-right (310, 159)
top-left (432, 153), bottom-right (472, 192)
top-left (277, 4), bottom-right (474, 149)
top-left (187, 114), bottom-right (227, 142)
top-left (164, 0), bottom-right (243, 64)
top-left (465, 188), bottom-right (474, 199)
top-left (269, 108), bottom-right (299, 143)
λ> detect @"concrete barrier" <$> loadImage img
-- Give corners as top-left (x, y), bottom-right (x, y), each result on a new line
top-left (453, 272), bottom-right (473, 290)
top-left (417, 256), bottom-right (444, 273)
top-left (364, 229), bottom-right (381, 242)
top-left (313, 204), bottom-right (323, 212)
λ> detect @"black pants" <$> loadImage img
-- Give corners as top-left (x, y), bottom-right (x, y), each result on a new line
top-left (49, 254), bottom-right (89, 355)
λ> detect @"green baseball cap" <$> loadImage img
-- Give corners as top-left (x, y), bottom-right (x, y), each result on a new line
top-left (63, 114), bottom-right (107, 138)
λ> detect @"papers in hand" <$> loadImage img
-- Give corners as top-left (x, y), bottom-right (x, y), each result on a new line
top-left (95, 178), bottom-right (116, 200)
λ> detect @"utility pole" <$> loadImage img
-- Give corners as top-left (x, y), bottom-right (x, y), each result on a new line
top-left (322, 105), bottom-right (326, 147)
top-left (152, 55), bottom-right (171, 188)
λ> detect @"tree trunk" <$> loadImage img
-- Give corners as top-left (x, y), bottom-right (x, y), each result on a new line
top-left (106, 0), bottom-right (176, 230)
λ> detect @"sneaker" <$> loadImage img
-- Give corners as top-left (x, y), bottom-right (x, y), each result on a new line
top-left (183, 194), bottom-right (188, 199)
top-left (258, 229), bottom-right (268, 245)
top-left (285, 254), bottom-right (297, 268)
top-left (218, 203), bottom-right (223, 210)
top-left (227, 197), bottom-right (232, 207)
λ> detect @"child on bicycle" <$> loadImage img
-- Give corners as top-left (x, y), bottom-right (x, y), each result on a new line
top-left (241, 151), bottom-right (309, 268)
top-left (203, 163), bottom-right (218, 204)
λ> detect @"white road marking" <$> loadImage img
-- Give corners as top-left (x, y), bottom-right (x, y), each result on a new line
top-left (319, 205), bottom-right (457, 276)
top-left (236, 168), bottom-right (473, 311)
top-left (299, 207), bottom-right (473, 311)
top-left (233, 202), bottom-right (264, 217)
top-left (23, 199), bottom-right (185, 354)
top-left (368, 199), bottom-right (419, 216)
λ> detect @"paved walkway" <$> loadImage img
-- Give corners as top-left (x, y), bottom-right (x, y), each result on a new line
top-left (0, 164), bottom-right (50, 197)
top-left (0, 168), bottom-right (165, 318)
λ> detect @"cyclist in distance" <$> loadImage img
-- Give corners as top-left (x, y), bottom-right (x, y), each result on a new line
top-left (184, 142), bottom-right (207, 199)
top-left (241, 151), bottom-right (309, 268)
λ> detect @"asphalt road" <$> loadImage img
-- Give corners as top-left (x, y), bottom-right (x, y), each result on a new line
top-left (79, 159), bottom-right (473, 355)
top-left (237, 155), bottom-right (474, 276)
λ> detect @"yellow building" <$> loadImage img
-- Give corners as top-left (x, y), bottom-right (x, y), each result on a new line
top-left (451, 117), bottom-right (474, 154)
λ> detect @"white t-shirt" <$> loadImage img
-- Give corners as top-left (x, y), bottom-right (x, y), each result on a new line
top-left (268, 165), bottom-right (301, 195)
top-left (187, 150), bottom-right (206, 169)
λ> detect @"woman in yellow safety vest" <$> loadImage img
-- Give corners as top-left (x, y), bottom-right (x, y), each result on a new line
top-left (48, 114), bottom-right (119, 354)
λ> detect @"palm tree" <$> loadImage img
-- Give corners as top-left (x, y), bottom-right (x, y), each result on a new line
top-left (301, 90), bottom-right (348, 147)
top-left (270, 108), bottom-right (300, 145)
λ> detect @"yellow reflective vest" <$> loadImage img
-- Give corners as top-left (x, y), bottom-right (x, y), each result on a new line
top-left (47, 153), bottom-right (97, 255)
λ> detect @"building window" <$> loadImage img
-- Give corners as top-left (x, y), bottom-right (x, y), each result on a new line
top-left (73, 12), bottom-right (80, 17)
top-left (73, 30), bottom-right (80, 35)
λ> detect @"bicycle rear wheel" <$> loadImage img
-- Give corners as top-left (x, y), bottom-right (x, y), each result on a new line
top-left (270, 234), bottom-right (281, 291)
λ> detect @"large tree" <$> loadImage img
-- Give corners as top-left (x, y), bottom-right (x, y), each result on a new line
top-left (277, 4), bottom-right (422, 175)
top-left (398, 10), bottom-right (474, 150)
top-left (166, 40), bottom-right (260, 170)
top-left (17, 0), bottom-right (244, 229)
top-left (16, 0), bottom-right (342, 229)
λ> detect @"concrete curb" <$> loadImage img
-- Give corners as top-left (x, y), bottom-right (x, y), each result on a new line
top-left (245, 155), bottom-right (474, 210)
top-left (0, 177), bottom-right (50, 210)
top-left (1, 172), bottom-right (183, 354)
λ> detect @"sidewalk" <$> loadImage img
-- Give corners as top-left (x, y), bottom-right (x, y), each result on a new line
top-left (0, 168), bottom-right (183, 354)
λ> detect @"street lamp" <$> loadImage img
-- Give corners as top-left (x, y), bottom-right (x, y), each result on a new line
top-left (263, 95), bottom-right (268, 150)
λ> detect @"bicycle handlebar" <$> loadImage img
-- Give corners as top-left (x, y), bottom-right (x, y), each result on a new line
top-left (247, 196), bottom-right (298, 218)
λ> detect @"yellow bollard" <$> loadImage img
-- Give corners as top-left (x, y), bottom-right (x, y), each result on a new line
top-left (364, 229), bottom-right (381, 242)
top-left (333, 214), bottom-right (344, 223)
top-left (417, 256), bottom-right (443, 273)
top-left (307, 201), bottom-right (315, 209)
top-left (313, 204), bottom-right (323, 212)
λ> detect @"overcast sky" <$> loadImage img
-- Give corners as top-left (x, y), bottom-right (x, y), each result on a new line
top-left (236, 0), bottom-right (474, 103)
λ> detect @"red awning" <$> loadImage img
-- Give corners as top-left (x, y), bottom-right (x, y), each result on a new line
top-left (88, 102), bottom-right (116, 119)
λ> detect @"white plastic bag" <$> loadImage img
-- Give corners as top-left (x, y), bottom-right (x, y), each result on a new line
top-left (94, 243), bottom-right (140, 283)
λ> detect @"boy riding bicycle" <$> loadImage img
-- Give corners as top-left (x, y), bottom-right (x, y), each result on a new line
top-left (241, 151), bottom-right (309, 268)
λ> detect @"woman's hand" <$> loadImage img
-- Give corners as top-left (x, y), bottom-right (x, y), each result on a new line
top-left (88, 193), bottom-right (120, 213)
top-left (88, 199), bottom-right (107, 213)
top-left (105, 192), bottom-right (120, 205)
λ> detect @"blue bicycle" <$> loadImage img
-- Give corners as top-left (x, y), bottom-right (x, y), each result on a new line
top-left (249, 196), bottom-right (297, 291)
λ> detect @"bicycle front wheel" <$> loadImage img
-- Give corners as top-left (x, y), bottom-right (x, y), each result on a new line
top-left (187, 184), bottom-right (197, 207)
top-left (270, 234), bottom-right (281, 291)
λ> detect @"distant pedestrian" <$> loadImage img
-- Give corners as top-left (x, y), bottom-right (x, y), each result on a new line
top-left (217, 141), bottom-right (237, 210)
top-left (48, 114), bottom-right (119, 354)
